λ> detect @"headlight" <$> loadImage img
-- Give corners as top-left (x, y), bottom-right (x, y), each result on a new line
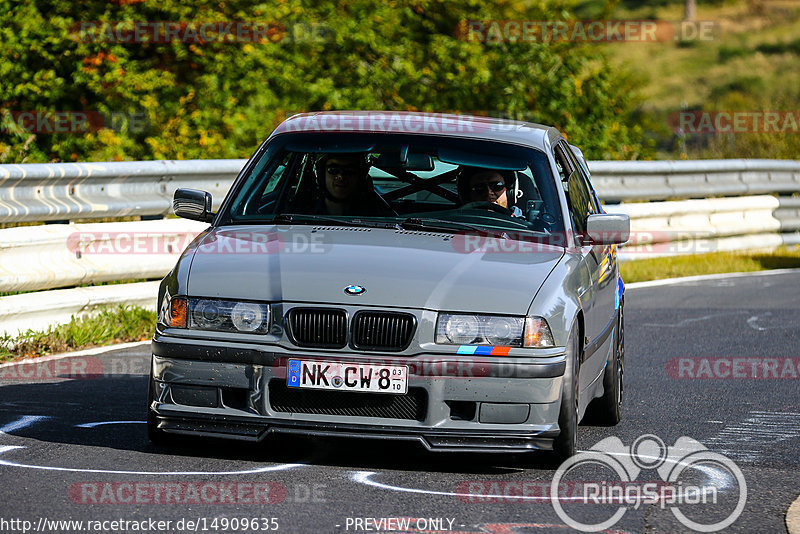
top-left (436, 314), bottom-right (524, 347)
top-left (435, 314), bottom-right (555, 348)
top-left (230, 301), bottom-right (266, 332)
top-left (442, 315), bottom-right (481, 344)
top-left (165, 297), bottom-right (270, 334)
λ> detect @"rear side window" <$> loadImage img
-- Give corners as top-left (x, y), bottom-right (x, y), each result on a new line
top-left (564, 144), bottom-right (601, 213)
top-left (556, 143), bottom-right (595, 235)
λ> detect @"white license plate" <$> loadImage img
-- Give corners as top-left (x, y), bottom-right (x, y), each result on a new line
top-left (287, 359), bottom-right (408, 394)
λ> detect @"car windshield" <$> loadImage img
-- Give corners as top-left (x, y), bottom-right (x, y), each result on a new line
top-left (221, 132), bottom-right (565, 236)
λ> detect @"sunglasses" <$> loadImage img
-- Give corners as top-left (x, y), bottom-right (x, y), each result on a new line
top-left (326, 165), bottom-right (359, 176)
top-left (470, 180), bottom-right (506, 194)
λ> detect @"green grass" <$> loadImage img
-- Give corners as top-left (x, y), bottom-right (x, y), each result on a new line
top-left (597, 0), bottom-right (800, 159)
top-left (620, 246), bottom-right (800, 283)
top-left (0, 305), bottom-right (155, 362)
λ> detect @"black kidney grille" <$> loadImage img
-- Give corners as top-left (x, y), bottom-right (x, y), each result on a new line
top-left (269, 380), bottom-right (427, 421)
top-left (288, 308), bottom-right (347, 348)
top-left (352, 312), bottom-right (415, 351)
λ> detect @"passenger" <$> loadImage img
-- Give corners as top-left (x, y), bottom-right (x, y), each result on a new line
top-left (313, 154), bottom-right (389, 216)
top-left (457, 166), bottom-right (523, 216)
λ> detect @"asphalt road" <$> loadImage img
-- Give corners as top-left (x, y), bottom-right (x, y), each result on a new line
top-left (1, 270), bottom-right (798, 534)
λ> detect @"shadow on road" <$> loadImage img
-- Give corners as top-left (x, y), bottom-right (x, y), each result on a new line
top-left (0, 375), bottom-right (557, 474)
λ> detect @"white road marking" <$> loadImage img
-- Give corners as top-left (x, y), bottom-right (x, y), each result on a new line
top-left (625, 268), bottom-right (800, 290)
top-left (642, 311), bottom-right (747, 328)
top-left (0, 445), bottom-right (306, 475)
top-left (747, 313), bottom-right (768, 331)
top-left (350, 470), bottom-right (557, 501)
top-left (0, 415), bottom-right (49, 435)
top-left (352, 448), bottom-right (741, 500)
top-left (705, 411), bottom-right (800, 463)
top-left (75, 420), bottom-right (145, 428)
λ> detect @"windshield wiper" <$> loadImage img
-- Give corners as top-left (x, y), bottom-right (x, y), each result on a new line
top-left (399, 217), bottom-right (507, 237)
top-left (272, 213), bottom-right (398, 229)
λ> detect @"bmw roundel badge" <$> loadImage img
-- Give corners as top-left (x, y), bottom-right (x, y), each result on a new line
top-left (344, 284), bottom-right (366, 296)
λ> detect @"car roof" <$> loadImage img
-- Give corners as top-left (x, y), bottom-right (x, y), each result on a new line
top-left (270, 111), bottom-right (561, 150)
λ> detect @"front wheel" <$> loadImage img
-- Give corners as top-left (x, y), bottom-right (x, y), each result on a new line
top-left (553, 326), bottom-right (581, 460)
top-left (586, 301), bottom-right (624, 425)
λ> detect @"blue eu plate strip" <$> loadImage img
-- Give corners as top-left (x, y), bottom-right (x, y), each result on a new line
top-left (287, 359), bottom-right (301, 387)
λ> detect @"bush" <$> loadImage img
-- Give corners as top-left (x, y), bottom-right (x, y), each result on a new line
top-left (0, 0), bottom-right (650, 163)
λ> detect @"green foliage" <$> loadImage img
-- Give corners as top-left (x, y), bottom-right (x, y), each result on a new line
top-left (0, 0), bottom-right (649, 163)
top-left (756, 38), bottom-right (800, 55)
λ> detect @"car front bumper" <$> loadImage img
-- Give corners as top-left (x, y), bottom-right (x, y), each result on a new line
top-left (150, 336), bottom-right (567, 453)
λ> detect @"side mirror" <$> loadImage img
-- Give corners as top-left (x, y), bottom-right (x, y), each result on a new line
top-left (586, 214), bottom-right (630, 245)
top-left (173, 188), bottom-right (214, 222)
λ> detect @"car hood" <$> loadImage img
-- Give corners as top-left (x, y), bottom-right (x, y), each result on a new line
top-left (186, 225), bottom-right (564, 314)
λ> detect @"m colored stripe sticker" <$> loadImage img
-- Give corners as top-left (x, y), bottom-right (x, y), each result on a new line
top-left (457, 345), bottom-right (511, 355)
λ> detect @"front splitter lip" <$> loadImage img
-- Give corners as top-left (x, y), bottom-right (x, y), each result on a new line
top-left (151, 407), bottom-right (558, 453)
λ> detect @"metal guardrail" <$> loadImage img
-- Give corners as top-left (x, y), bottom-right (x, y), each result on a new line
top-left (1, 158), bottom-right (799, 337)
top-left (0, 219), bottom-right (207, 293)
top-left (2, 158), bottom-right (799, 222)
top-left (590, 159), bottom-right (800, 202)
top-left (0, 159), bottom-right (245, 223)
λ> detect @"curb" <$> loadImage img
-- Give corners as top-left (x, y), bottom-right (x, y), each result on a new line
top-left (788, 494), bottom-right (800, 534)
top-left (0, 340), bottom-right (150, 369)
top-left (626, 267), bottom-right (800, 290)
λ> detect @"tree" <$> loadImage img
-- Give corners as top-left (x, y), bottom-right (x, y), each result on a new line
top-left (0, 0), bottom-right (650, 163)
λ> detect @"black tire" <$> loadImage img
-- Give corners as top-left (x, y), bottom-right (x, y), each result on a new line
top-left (147, 376), bottom-right (170, 445)
top-left (553, 326), bottom-right (581, 461)
top-left (587, 301), bottom-right (624, 426)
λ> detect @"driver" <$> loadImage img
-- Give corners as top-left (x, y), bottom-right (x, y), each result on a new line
top-left (457, 166), bottom-right (523, 216)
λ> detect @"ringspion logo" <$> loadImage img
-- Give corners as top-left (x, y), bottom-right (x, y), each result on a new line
top-left (551, 434), bottom-right (746, 532)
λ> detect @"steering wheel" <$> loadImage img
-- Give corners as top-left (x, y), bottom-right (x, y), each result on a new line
top-left (460, 201), bottom-right (513, 216)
